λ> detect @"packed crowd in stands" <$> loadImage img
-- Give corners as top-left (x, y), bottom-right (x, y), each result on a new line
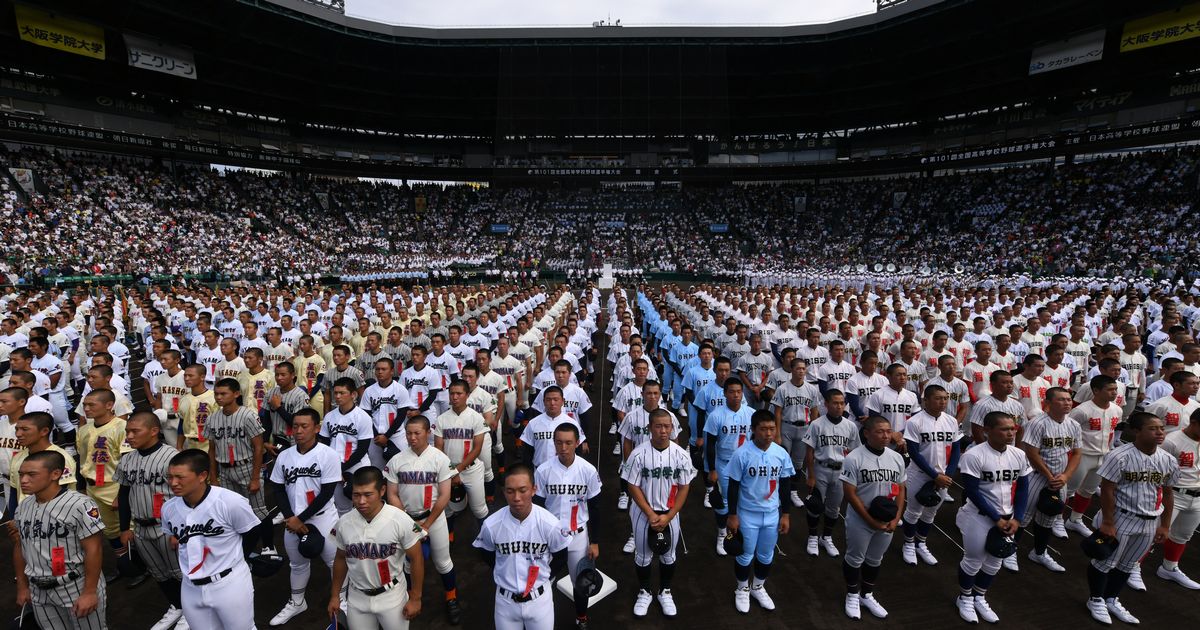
top-left (1, 144), bottom-right (1197, 285)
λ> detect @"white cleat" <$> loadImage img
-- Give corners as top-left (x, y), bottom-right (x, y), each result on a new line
top-left (617, 492), bottom-right (630, 510)
top-left (734, 586), bottom-right (751, 613)
top-left (1087, 598), bottom-right (1112, 625)
top-left (973, 596), bottom-right (999, 624)
top-left (1003, 554), bottom-right (1019, 573)
top-left (678, 406), bottom-right (688, 418)
top-left (790, 490), bottom-right (805, 508)
top-left (957, 595), bottom-right (979, 624)
top-left (716, 533), bottom-right (728, 556)
top-left (612, 441), bottom-right (622, 455)
top-left (150, 606), bottom-right (184, 630)
top-left (901, 542), bottom-right (918, 566)
top-left (1157, 565), bottom-right (1200, 590)
top-left (1027, 550), bottom-right (1065, 573)
top-left (1126, 566), bottom-right (1146, 592)
top-left (860, 593), bottom-right (888, 619)
top-left (703, 490), bottom-right (713, 510)
top-left (1064, 519), bottom-right (1093, 538)
top-left (633, 589), bottom-right (653, 617)
top-left (657, 589), bottom-right (678, 617)
top-left (271, 512), bottom-right (285, 526)
top-left (806, 536), bottom-right (820, 557)
top-left (609, 422), bottom-right (619, 435)
top-left (270, 599), bottom-right (308, 626)
top-left (1105, 598), bottom-right (1140, 624)
top-left (749, 584), bottom-right (775, 610)
top-left (623, 535), bottom-right (636, 554)
top-left (820, 536), bottom-right (840, 558)
top-left (1051, 516), bottom-right (1069, 539)
top-left (916, 542), bottom-right (939, 566)
top-left (845, 593), bottom-right (862, 620)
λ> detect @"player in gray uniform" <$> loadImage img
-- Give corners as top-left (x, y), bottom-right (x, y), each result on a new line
top-left (803, 389), bottom-right (861, 558)
top-left (116, 411), bottom-right (186, 630)
top-left (770, 359), bottom-right (821, 508)
top-left (1016, 387), bottom-right (1080, 573)
top-left (1085, 412), bottom-right (1179, 625)
top-left (13, 450), bottom-right (107, 630)
top-left (261, 362), bottom-right (311, 455)
top-left (204, 378), bottom-right (274, 556)
top-left (841, 415), bottom-right (907, 620)
top-left (736, 334), bottom-right (779, 411)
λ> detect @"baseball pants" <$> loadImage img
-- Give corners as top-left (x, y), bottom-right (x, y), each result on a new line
top-left (283, 511), bottom-right (337, 596)
top-left (418, 512), bottom-right (454, 575)
top-left (181, 562), bottom-right (255, 630)
top-left (445, 463), bottom-right (489, 520)
top-left (31, 578), bottom-right (107, 630)
top-left (566, 528), bottom-right (590, 583)
top-left (631, 508), bottom-right (681, 567)
top-left (1168, 491), bottom-right (1200, 544)
top-left (49, 391), bottom-right (72, 434)
top-left (845, 509), bottom-right (894, 569)
top-left (779, 424), bottom-right (807, 486)
top-left (134, 523), bottom-right (183, 581)
top-left (736, 508), bottom-right (779, 567)
top-left (1091, 508), bottom-right (1156, 572)
top-left (1019, 472), bottom-right (1055, 529)
top-left (714, 457), bottom-right (732, 516)
top-left (221, 461), bottom-right (269, 520)
top-left (903, 470), bottom-right (944, 526)
top-left (86, 487), bottom-right (120, 539)
top-left (1066, 453), bottom-right (1105, 499)
top-left (957, 509), bottom-right (1002, 576)
top-left (493, 588), bottom-right (553, 630)
top-left (480, 433), bottom-right (495, 484)
top-left (812, 465), bottom-right (845, 520)
top-left (348, 584), bottom-right (411, 630)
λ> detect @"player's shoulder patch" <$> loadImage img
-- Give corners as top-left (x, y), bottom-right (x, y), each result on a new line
top-left (87, 506), bottom-right (101, 520)
top-left (412, 522), bottom-right (423, 534)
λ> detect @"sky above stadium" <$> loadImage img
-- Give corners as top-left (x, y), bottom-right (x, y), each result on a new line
top-left (344, 0), bottom-right (880, 28)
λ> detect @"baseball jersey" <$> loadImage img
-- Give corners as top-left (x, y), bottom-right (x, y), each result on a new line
top-left (926, 375), bottom-right (970, 418)
top-left (964, 361), bottom-right (1000, 403)
top-left (682, 364), bottom-right (716, 398)
top-left (263, 385), bottom-right (310, 439)
top-left (1098, 442), bottom-right (1179, 518)
top-left (520, 413), bottom-right (585, 467)
top-left (803, 414), bottom-right (861, 466)
top-left (865, 386), bottom-right (919, 434)
top-left (968, 394), bottom-right (1027, 427)
top-left (476, 370), bottom-right (511, 409)
top-left (533, 382), bottom-right (592, 420)
top-left (264, 343), bottom-right (294, 370)
top-left (620, 441), bottom-right (697, 511)
top-left (613, 381), bottom-right (646, 417)
top-left (432, 407), bottom-right (488, 468)
top-left (76, 417), bottom-right (131, 503)
top-left (535, 456), bottom-right (602, 532)
top-left (293, 354), bottom-right (327, 393)
top-left (735, 351), bottom-right (779, 390)
top-left (1146, 395), bottom-right (1200, 434)
top-left (725, 441), bottom-right (796, 513)
top-left (770, 380), bottom-right (821, 426)
top-left (1020, 413), bottom-right (1081, 475)
top-left (473, 505), bottom-right (568, 596)
top-left (360, 381), bottom-right (414, 450)
top-left (1044, 363), bottom-right (1071, 389)
top-left (115, 442), bottom-right (178, 524)
top-left (619, 406), bottom-right (681, 447)
top-left (180, 389), bottom-right (216, 449)
top-left (490, 354), bottom-right (523, 395)
top-left (425, 351), bottom-right (462, 392)
top-left (1068, 400), bottom-right (1123, 456)
top-left (0, 418), bottom-right (16, 499)
top-left (10, 445), bottom-right (76, 503)
top-left (704, 405), bottom-right (755, 463)
top-left (1161, 430), bottom-right (1200, 489)
top-left (466, 386), bottom-right (498, 420)
top-left (334, 504), bottom-right (426, 590)
top-left (215, 356), bottom-right (247, 383)
top-left (14, 488), bottom-right (104, 582)
top-left (238, 369), bottom-right (275, 415)
top-left (841, 445), bottom-right (906, 505)
top-left (383, 446), bottom-right (456, 516)
top-left (958, 443), bottom-right (1032, 517)
top-left (401, 365), bottom-right (441, 411)
top-left (155, 370), bottom-right (189, 418)
top-left (203, 407), bottom-right (263, 467)
top-left (817, 360), bottom-right (856, 394)
top-left (319, 406), bottom-right (375, 473)
top-left (696, 380), bottom-right (727, 419)
top-left (270, 443), bottom-right (341, 518)
top-left (1012, 373), bottom-right (1051, 419)
top-left (846, 371), bottom-right (889, 405)
top-left (161, 486), bottom-right (260, 580)
top-left (903, 410), bottom-right (961, 475)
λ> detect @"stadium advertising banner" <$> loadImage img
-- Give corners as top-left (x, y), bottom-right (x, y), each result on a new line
top-left (1029, 30), bottom-right (1104, 75)
top-left (124, 34), bottom-right (197, 80)
top-left (1120, 3), bottom-right (1200, 52)
top-left (490, 223), bottom-right (511, 234)
top-left (14, 5), bottom-right (105, 60)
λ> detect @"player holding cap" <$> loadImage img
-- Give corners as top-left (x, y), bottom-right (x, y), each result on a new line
top-left (704, 378), bottom-right (754, 556)
top-left (1157, 407), bottom-right (1200, 589)
top-left (724, 409), bottom-right (794, 613)
top-left (954, 411), bottom-right (1031, 624)
top-left (385, 415), bottom-right (462, 625)
top-left (320, 377), bottom-right (375, 515)
top-left (770, 359), bottom-right (820, 508)
top-left (899, 385), bottom-right (961, 567)
top-left (13, 450), bottom-right (107, 630)
top-left (1085, 412), bottom-right (1178, 624)
top-left (268, 408), bottom-right (342, 626)
top-left (204, 378), bottom-right (274, 557)
top-left (116, 411), bottom-right (186, 630)
top-left (162, 449), bottom-right (262, 630)
top-left (841, 415), bottom-right (906, 620)
top-left (1016, 387), bottom-right (1080, 573)
top-left (473, 461), bottom-right (569, 630)
top-left (803, 389), bottom-right (861, 558)
top-left (433, 380), bottom-right (490, 534)
top-left (1064, 375), bottom-right (1123, 537)
top-left (328, 466), bottom-right (426, 630)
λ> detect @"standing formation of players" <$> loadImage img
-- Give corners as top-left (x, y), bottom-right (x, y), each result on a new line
top-left (2, 278), bottom-right (1200, 628)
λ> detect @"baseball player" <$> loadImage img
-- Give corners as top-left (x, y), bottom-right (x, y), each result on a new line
top-left (967, 371), bottom-right (1026, 445)
top-left (899, 385), bottom-right (961, 567)
top-left (293, 335), bottom-right (327, 418)
top-left (328, 466), bottom-right (426, 630)
top-left (1064, 374), bottom-right (1123, 537)
top-left (533, 422), bottom-right (602, 627)
top-left (1085, 412), bottom-right (1178, 625)
top-left (1145, 370), bottom-right (1200, 434)
top-left (724, 409), bottom-right (794, 613)
top-left (320, 377), bottom-right (376, 515)
top-left (116, 411), bottom-right (185, 630)
top-left (152, 349), bottom-right (187, 448)
top-left (704, 378), bottom-right (754, 556)
top-left (8, 411), bottom-right (76, 513)
top-left (803, 389), bottom-right (861, 558)
top-left (841, 415), bottom-right (906, 620)
top-left (519, 386), bottom-right (587, 467)
top-left (736, 334), bottom-right (779, 411)
top-left (1016, 387), bottom-right (1081, 572)
top-left (473, 462), bottom-right (569, 630)
top-left (618, 380), bottom-right (681, 553)
top-left (459, 363), bottom-right (500, 501)
top-left (954, 411), bottom-right (1031, 624)
top-left (1157, 407), bottom-right (1200, 589)
top-left (268, 408), bottom-right (342, 626)
top-left (161, 449), bottom-right (262, 630)
top-left (771, 359), bottom-right (821, 508)
top-left (76, 389), bottom-right (140, 583)
top-left (384, 415), bottom-right (462, 624)
top-left (177, 364), bottom-right (215, 453)
top-left (260, 361), bottom-right (311, 456)
top-left (433, 380), bottom-right (490, 538)
top-left (621, 408), bottom-right (695, 618)
top-left (360, 358), bottom-right (414, 468)
top-left (204, 378), bottom-right (273, 556)
top-left (12, 449), bottom-right (106, 630)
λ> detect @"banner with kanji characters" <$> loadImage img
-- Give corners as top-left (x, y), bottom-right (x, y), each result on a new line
top-left (124, 34), bottom-right (197, 79)
top-left (1120, 3), bottom-right (1200, 52)
top-left (14, 4), bottom-right (105, 60)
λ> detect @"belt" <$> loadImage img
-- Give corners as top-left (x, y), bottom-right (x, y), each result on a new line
top-left (134, 517), bottom-right (160, 527)
top-left (219, 459), bottom-right (250, 468)
top-left (358, 577), bottom-right (401, 596)
top-left (499, 585), bottom-right (545, 603)
top-left (786, 420), bottom-right (808, 427)
top-left (30, 572), bottom-right (80, 589)
top-left (409, 510), bottom-right (431, 521)
top-left (566, 525), bottom-right (585, 535)
top-left (190, 567), bottom-right (233, 586)
top-left (1174, 487), bottom-right (1200, 498)
top-left (818, 460), bottom-right (843, 470)
top-left (1120, 508), bottom-right (1156, 521)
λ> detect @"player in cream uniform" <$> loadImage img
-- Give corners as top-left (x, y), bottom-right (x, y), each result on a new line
top-left (433, 381), bottom-right (491, 527)
top-left (1063, 375), bottom-right (1124, 537)
top-left (899, 386), bottom-right (961, 567)
top-left (1157, 410), bottom-right (1200, 589)
top-left (154, 350), bottom-right (189, 448)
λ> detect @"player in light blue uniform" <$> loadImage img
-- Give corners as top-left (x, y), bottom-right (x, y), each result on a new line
top-left (657, 319), bottom-right (683, 408)
top-left (667, 326), bottom-right (699, 412)
top-left (704, 379), bottom-right (755, 557)
top-left (724, 409), bottom-right (794, 613)
top-left (681, 344), bottom-right (716, 427)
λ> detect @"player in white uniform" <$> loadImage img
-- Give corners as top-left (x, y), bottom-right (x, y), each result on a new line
top-left (267, 409), bottom-right (342, 626)
top-left (1157, 409), bottom-right (1200, 589)
top-left (519, 386), bottom-right (587, 467)
top-left (1016, 387), bottom-right (1081, 572)
top-left (473, 462), bottom-right (569, 630)
top-left (1064, 375), bottom-right (1123, 537)
top-left (434, 380), bottom-right (491, 535)
top-left (319, 378), bottom-right (375, 515)
top-left (328, 467), bottom-right (426, 630)
top-left (803, 389), bottom-right (861, 558)
top-left (770, 360), bottom-right (821, 508)
top-left (162, 449), bottom-right (262, 630)
top-left (622, 409), bottom-right (696, 618)
top-left (900, 385), bottom-right (962, 567)
top-left (954, 411), bottom-right (1031, 624)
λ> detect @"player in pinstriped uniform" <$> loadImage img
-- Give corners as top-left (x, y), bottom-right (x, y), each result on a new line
top-left (1016, 387), bottom-right (1081, 573)
top-left (13, 450), bottom-right (107, 630)
top-left (803, 389), bottom-right (861, 558)
top-left (841, 415), bottom-right (906, 620)
top-left (770, 359), bottom-right (820, 509)
top-left (204, 377), bottom-right (273, 556)
top-left (899, 385), bottom-right (961, 567)
top-left (1085, 412), bottom-right (1178, 625)
top-left (622, 409), bottom-right (696, 618)
top-left (116, 411), bottom-right (186, 630)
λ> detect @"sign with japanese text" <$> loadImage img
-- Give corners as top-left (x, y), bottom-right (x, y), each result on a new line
top-left (124, 34), bottom-right (197, 79)
top-left (1029, 30), bottom-right (1104, 75)
top-left (1120, 3), bottom-right (1200, 52)
top-left (15, 4), bottom-right (105, 60)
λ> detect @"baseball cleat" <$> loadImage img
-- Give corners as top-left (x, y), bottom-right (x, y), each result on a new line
top-left (623, 535), bottom-right (635, 554)
top-left (150, 606), bottom-right (184, 630)
top-left (1126, 566), bottom-right (1146, 592)
top-left (845, 593), bottom-right (862, 620)
top-left (1104, 598), bottom-right (1139, 624)
top-left (749, 584), bottom-right (775, 610)
top-left (806, 536), bottom-right (819, 557)
top-left (269, 599), bottom-right (307, 626)
top-left (820, 536), bottom-right (840, 558)
top-left (657, 589), bottom-right (678, 616)
top-left (1027, 550), bottom-right (1065, 573)
top-left (1087, 598), bottom-right (1112, 625)
top-left (956, 595), bottom-right (979, 624)
top-left (633, 589), bottom-right (653, 617)
top-left (734, 586), bottom-right (751, 613)
top-left (1157, 565), bottom-right (1200, 589)
top-left (1064, 519), bottom-right (1093, 538)
top-left (901, 542), bottom-right (918, 566)
top-left (1002, 554), bottom-right (1019, 573)
top-left (916, 542), bottom-right (939, 566)
top-left (860, 593), bottom-right (888, 618)
top-left (973, 596), bottom-right (999, 623)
